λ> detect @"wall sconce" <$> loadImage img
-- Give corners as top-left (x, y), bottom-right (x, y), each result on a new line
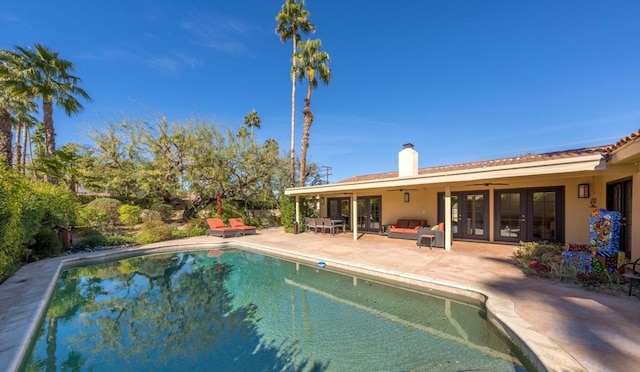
top-left (578, 184), bottom-right (589, 198)
top-left (320, 197), bottom-right (325, 205)
top-left (403, 192), bottom-right (410, 203)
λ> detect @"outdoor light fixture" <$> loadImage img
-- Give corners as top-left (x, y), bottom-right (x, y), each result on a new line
top-left (404, 192), bottom-right (410, 203)
top-left (320, 197), bottom-right (325, 205)
top-left (578, 184), bottom-right (589, 198)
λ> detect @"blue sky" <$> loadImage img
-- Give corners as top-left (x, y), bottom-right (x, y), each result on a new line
top-left (1, 0), bottom-right (638, 182)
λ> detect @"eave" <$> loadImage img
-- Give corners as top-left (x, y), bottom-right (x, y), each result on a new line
top-left (285, 154), bottom-right (605, 196)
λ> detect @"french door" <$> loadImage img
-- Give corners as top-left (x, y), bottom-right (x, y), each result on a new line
top-left (327, 197), bottom-right (351, 230)
top-left (495, 187), bottom-right (564, 243)
top-left (438, 191), bottom-right (489, 240)
top-left (607, 178), bottom-right (632, 257)
top-left (357, 196), bottom-right (382, 232)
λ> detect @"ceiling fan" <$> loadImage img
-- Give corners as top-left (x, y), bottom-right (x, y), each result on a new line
top-left (466, 182), bottom-right (509, 187)
top-left (388, 188), bottom-right (417, 192)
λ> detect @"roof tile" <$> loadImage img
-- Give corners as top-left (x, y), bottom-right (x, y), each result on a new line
top-left (339, 145), bottom-right (607, 183)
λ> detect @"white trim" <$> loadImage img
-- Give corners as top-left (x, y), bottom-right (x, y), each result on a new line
top-left (285, 154), bottom-right (605, 196)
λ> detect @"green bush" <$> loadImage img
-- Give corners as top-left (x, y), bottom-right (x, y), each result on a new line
top-left (151, 203), bottom-right (174, 221)
top-left (71, 233), bottom-right (136, 250)
top-left (134, 221), bottom-right (174, 244)
top-left (86, 198), bottom-right (122, 225)
top-left (279, 196), bottom-right (295, 233)
top-left (1, 168), bottom-right (79, 281)
top-left (77, 206), bottom-right (108, 227)
top-left (119, 204), bottom-right (142, 226)
top-left (141, 208), bottom-right (162, 222)
top-left (27, 227), bottom-right (63, 257)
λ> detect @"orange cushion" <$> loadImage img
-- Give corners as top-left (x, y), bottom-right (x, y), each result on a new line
top-left (207, 218), bottom-right (226, 229)
top-left (437, 222), bottom-right (444, 231)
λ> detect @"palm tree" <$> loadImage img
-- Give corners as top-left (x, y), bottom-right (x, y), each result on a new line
top-left (3, 44), bottom-right (91, 160)
top-left (0, 87), bottom-right (14, 168)
top-left (243, 110), bottom-right (262, 143)
top-left (275, 0), bottom-right (315, 187)
top-left (294, 38), bottom-right (331, 186)
top-left (12, 100), bottom-right (38, 174)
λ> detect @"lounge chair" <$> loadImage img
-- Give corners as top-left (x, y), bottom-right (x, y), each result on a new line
top-left (228, 217), bottom-right (257, 235)
top-left (205, 218), bottom-right (239, 238)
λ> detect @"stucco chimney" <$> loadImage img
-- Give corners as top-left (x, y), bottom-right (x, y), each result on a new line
top-left (398, 143), bottom-right (418, 177)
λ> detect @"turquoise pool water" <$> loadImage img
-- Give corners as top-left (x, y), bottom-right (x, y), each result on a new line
top-left (21, 248), bottom-right (530, 371)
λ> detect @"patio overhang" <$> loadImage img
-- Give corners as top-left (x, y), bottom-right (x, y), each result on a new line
top-left (285, 154), bottom-right (606, 196)
top-left (605, 134), bottom-right (640, 165)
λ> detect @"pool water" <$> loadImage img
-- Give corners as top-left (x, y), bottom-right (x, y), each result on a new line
top-left (21, 248), bottom-right (531, 371)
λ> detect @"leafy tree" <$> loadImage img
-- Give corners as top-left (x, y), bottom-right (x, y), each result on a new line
top-left (30, 143), bottom-right (83, 192)
top-left (243, 109), bottom-right (261, 142)
top-left (275, 0), bottom-right (315, 187)
top-left (1, 44), bottom-right (91, 161)
top-left (81, 116), bottom-right (289, 220)
top-left (0, 51), bottom-right (38, 169)
top-left (294, 38), bottom-right (331, 186)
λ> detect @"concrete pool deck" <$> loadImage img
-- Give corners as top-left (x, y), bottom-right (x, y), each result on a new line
top-left (1, 227), bottom-right (639, 371)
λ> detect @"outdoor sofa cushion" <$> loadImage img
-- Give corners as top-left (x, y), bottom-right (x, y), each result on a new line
top-left (228, 217), bottom-right (257, 235)
top-left (205, 218), bottom-right (239, 238)
top-left (388, 219), bottom-right (428, 239)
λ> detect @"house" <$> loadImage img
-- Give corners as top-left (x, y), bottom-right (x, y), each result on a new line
top-left (285, 131), bottom-right (639, 260)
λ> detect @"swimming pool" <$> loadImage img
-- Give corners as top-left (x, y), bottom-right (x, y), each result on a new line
top-left (20, 248), bottom-right (531, 371)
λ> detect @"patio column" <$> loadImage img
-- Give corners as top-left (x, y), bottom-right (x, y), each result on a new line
top-left (352, 193), bottom-right (358, 241)
top-left (444, 186), bottom-right (452, 251)
top-left (295, 196), bottom-right (300, 225)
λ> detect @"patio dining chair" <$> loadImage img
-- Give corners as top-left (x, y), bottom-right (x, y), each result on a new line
top-left (622, 258), bottom-right (640, 296)
top-left (305, 217), bottom-right (317, 233)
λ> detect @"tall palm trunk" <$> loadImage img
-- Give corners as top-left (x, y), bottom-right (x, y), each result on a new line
top-left (14, 124), bottom-right (22, 171)
top-left (0, 109), bottom-right (12, 168)
top-left (43, 97), bottom-right (55, 157)
top-left (289, 36), bottom-right (297, 187)
top-left (25, 126), bottom-right (32, 176)
top-left (299, 87), bottom-right (313, 186)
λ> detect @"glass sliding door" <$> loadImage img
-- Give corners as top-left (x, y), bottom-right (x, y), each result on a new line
top-left (327, 197), bottom-right (351, 230)
top-left (531, 191), bottom-right (557, 241)
top-left (607, 178), bottom-right (632, 257)
top-left (497, 192), bottom-right (522, 241)
top-left (465, 193), bottom-right (487, 238)
top-left (495, 187), bottom-right (564, 243)
top-left (356, 196), bottom-right (382, 233)
top-left (438, 191), bottom-right (488, 240)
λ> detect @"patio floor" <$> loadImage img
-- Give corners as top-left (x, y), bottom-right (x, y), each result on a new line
top-left (1, 227), bottom-right (639, 371)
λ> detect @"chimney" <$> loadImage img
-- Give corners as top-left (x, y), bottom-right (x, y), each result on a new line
top-left (398, 143), bottom-right (418, 177)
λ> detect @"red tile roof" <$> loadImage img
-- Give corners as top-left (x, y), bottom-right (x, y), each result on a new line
top-left (339, 145), bottom-right (608, 183)
top-left (602, 130), bottom-right (640, 155)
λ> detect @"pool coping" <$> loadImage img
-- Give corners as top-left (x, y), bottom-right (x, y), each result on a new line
top-left (0, 239), bottom-right (586, 372)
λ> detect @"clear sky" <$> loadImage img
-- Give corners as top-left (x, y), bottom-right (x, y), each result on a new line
top-left (2, 0), bottom-right (638, 183)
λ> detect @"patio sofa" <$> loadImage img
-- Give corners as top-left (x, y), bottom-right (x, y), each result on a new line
top-left (387, 219), bottom-right (428, 240)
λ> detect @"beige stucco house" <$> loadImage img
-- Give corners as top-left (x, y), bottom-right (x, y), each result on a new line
top-left (285, 131), bottom-right (639, 260)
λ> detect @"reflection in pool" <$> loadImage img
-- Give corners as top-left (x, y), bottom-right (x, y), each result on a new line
top-left (21, 248), bottom-right (531, 371)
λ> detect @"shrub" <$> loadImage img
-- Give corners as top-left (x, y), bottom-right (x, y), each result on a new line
top-left (86, 198), bottom-right (122, 225)
top-left (150, 203), bottom-right (174, 221)
top-left (1, 169), bottom-right (79, 281)
top-left (134, 221), bottom-right (173, 244)
top-left (73, 234), bottom-right (136, 250)
top-left (141, 208), bottom-right (162, 222)
top-left (27, 227), bottom-right (63, 257)
top-left (513, 241), bottom-right (565, 279)
top-left (77, 206), bottom-right (108, 227)
top-left (119, 205), bottom-right (142, 226)
top-left (279, 196), bottom-right (295, 233)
